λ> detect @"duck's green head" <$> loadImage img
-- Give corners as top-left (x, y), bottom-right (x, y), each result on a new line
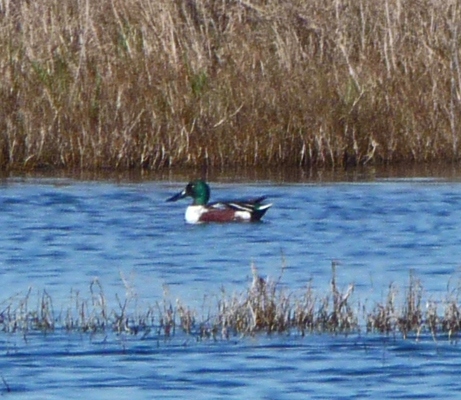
top-left (166, 179), bottom-right (210, 205)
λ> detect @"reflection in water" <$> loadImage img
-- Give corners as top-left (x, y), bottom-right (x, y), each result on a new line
top-left (2, 162), bottom-right (461, 184)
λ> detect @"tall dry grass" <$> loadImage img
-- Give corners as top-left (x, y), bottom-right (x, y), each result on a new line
top-left (0, 0), bottom-right (460, 170)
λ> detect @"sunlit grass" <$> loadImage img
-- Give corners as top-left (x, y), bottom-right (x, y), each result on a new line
top-left (2, 263), bottom-right (461, 341)
top-left (0, 0), bottom-right (459, 170)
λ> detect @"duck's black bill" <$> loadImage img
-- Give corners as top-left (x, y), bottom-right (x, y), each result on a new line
top-left (166, 190), bottom-right (186, 202)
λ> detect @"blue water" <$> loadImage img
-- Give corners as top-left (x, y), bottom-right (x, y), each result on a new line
top-left (1, 176), bottom-right (461, 398)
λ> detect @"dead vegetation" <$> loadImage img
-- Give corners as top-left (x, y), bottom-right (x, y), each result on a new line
top-left (2, 264), bottom-right (461, 341)
top-left (0, 0), bottom-right (460, 170)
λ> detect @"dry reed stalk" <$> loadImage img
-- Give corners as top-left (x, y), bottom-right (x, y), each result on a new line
top-left (397, 271), bottom-right (423, 339)
top-left (440, 273), bottom-right (461, 340)
top-left (366, 283), bottom-right (397, 334)
top-left (426, 300), bottom-right (439, 341)
top-left (0, 0), bottom-right (459, 170)
top-left (442, 301), bottom-right (461, 340)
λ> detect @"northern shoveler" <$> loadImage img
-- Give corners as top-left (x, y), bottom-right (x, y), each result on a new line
top-left (166, 180), bottom-right (272, 224)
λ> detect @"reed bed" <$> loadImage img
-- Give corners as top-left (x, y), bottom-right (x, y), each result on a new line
top-left (2, 264), bottom-right (461, 341)
top-left (0, 0), bottom-right (460, 170)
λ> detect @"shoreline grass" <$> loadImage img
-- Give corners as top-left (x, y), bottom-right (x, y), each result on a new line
top-left (1, 0), bottom-right (461, 171)
top-left (2, 264), bottom-right (461, 342)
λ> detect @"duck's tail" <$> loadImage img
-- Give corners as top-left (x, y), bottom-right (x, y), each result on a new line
top-left (250, 202), bottom-right (273, 222)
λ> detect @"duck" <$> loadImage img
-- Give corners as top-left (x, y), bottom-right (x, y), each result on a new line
top-left (166, 179), bottom-right (272, 224)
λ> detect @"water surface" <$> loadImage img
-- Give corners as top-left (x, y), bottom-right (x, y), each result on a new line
top-left (1, 173), bottom-right (461, 398)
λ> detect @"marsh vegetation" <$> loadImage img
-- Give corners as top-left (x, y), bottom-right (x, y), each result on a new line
top-left (2, 264), bottom-right (461, 342)
top-left (0, 0), bottom-right (460, 170)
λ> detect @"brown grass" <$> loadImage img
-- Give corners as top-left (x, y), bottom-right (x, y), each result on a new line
top-left (0, 0), bottom-right (460, 171)
top-left (2, 264), bottom-right (461, 342)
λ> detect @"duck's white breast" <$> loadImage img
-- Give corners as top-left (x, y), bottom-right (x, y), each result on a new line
top-left (185, 205), bottom-right (205, 224)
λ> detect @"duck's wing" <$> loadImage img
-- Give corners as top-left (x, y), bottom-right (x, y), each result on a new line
top-left (207, 201), bottom-right (231, 210)
top-left (209, 196), bottom-right (271, 212)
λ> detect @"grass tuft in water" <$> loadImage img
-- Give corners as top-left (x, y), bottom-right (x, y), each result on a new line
top-left (2, 264), bottom-right (461, 341)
